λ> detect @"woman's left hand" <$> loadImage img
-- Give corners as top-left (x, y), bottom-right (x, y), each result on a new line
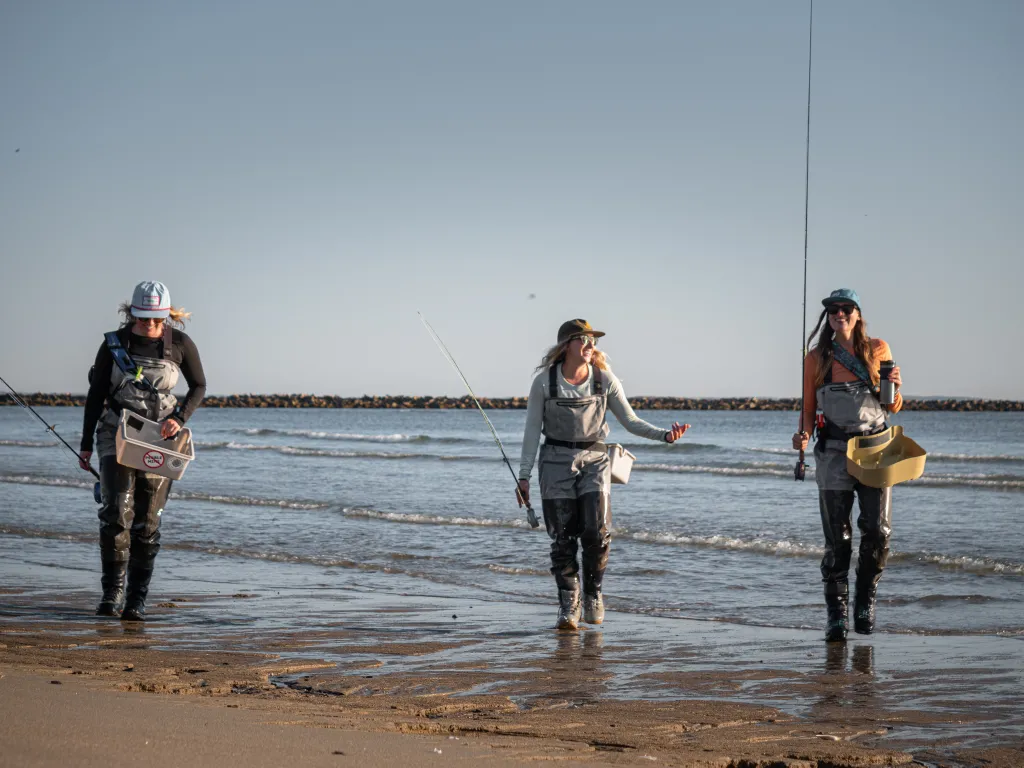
top-left (161, 417), bottom-right (182, 439)
top-left (665, 422), bottom-right (690, 443)
top-left (887, 365), bottom-right (902, 391)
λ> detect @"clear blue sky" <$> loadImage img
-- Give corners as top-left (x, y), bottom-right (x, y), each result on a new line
top-left (2, 1), bottom-right (1021, 398)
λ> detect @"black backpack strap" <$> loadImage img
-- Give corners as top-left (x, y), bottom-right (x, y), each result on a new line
top-left (104, 329), bottom-right (156, 394)
top-left (548, 365), bottom-right (558, 398)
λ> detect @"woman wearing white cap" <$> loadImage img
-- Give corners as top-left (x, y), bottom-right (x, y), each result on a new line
top-left (79, 281), bottom-right (206, 621)
top-left (518, 319), bottom-right (689, 630)
top-left (792, 289), bottom-right (903, 642)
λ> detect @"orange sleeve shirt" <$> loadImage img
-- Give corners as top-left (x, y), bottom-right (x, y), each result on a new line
top-left (800, 339), bottom-right (902, 433)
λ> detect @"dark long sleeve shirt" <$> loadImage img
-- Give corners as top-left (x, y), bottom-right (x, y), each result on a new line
top-left (81, 328), bottom-right (207, 451)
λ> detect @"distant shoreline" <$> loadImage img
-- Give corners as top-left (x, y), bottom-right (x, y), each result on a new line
top-left (3, 393), bottom-right (1022, 411)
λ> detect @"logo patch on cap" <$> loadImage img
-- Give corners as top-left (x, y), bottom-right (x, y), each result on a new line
top-left (143, 295), bottom-right (161, 308)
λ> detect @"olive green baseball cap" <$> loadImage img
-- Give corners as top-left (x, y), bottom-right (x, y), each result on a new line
top-left (557, 318), bottom-right (606, 344)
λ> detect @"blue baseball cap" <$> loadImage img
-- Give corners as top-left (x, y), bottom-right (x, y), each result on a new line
top-left (821, 288), bottom-right (860, 310)
top-left (130, 280), bottom-right (171, 318)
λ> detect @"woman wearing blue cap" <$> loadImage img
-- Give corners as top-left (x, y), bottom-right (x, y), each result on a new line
top-left (518, 319), bottom-right (689, 630)
top-left (79, 281), bottom-right (206, 621)
top-left (792, 289), bottom-right (902, 642)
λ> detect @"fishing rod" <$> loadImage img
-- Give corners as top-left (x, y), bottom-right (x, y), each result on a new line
top-left (419, 314), bottom-right (540, 528)
top-left (0, 375), bottom-right (100, 482)
top-left (795, 0), bottom-right (814, 482)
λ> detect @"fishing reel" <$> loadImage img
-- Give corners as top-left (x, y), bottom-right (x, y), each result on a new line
top-left (794, 456), bottom-right (806, 481)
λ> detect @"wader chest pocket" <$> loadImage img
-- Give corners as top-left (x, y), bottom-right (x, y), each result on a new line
top-left (555, 400), bottom-right (591, 408)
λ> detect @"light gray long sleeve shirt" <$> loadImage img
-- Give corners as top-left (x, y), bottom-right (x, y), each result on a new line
top-left (518, 366), bottom-right (668, 480)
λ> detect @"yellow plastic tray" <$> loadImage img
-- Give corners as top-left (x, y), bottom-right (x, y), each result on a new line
top-left (846, 425), bottom-right (927, 488)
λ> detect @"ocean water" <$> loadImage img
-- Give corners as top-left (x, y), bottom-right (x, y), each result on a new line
top-left (1, 406), bottom-right (1022, 636)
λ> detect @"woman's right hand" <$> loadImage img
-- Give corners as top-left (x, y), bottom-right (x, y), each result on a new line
top-left (792, 432), bottom-right (809, 452)
top-left (79, 450), bottom-right (93, 472)
top-left (516, 479), bottom-right (530, 508)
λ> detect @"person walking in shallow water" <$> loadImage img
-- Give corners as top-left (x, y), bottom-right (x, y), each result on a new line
top-left (80, 281), bottom-right (206, 621)
top-left (793, 289), bottom-right (902, 642)
top-left (518, 319), bottom-right (689, 630)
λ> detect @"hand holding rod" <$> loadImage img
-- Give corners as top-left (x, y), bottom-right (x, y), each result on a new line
top-left (0, 375), bottom-right (100, 481)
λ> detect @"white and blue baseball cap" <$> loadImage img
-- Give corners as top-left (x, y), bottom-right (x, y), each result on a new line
top-left (130, 281), bottom-right (171, 318)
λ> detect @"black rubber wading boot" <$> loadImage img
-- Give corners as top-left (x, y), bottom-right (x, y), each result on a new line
top-left (95, 561), bottom-right (127, 617)
top-left (121, 566), bottom-right (153, 622)
top-left (824, 584), bottom-right (849, 643)
top-left (556, 586), bottom-right (582, 631)
top-left (853, 585), bottom-right (877, 635)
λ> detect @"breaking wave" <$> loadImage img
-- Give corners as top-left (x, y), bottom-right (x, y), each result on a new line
top-left (231, 428), bottom-right (473, 444)
top-left (928, 452), bottom-right (1024, 464)
top-left (196, 441), bottom-right (489, 462)
top-left (636, 462), bottom-right (797, 479)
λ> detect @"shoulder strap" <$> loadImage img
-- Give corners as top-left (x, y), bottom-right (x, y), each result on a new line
top-left (104, 331), bottom-right (156, 393)
top-left (591, 366), bottom-right (604, 396)
top-left (831, 341), bottom-right (879, 394)
top-left (162, 325), bottom-right (173, 360)
top-left (548, 365), bottom-right (558, 398)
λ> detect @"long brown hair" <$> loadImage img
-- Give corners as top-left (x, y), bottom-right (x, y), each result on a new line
top-left (118, 302), bottom-right (191, 330)
top-left (806, 307), bottom-right (878, 388)
top-left (535, 340), bottom-right (609, 374)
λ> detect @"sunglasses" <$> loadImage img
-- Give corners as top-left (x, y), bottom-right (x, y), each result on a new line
top-left (571, 334), bottom-right (596, 346)
top-left (136, 317), bottom-right (165, 325)
top-left (827, 304), bottom-right (857, 316)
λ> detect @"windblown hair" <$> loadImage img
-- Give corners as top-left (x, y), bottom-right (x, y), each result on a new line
top-left (535, 340), bottom-right (609, 374)
top-left (118, 301), bottom-right (191, 330)
top-left (806, 307), bottom-right (878, 388)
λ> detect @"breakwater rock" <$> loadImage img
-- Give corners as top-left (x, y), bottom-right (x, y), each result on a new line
top-left (3, 394), bottom-right (1023, 411)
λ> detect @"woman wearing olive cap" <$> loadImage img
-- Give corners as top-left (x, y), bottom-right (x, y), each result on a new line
top-left (79, 281), bottom-right (207, 621)
top-left (518, 319), bottom-right (689, 630)
top-left (792, 289), bottom-right (902, 642)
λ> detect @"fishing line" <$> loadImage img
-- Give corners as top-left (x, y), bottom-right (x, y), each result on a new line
top-left (795, 0), bottom-right (814, 482)
top-left (0, 375), bottom-right (100, 482)
top-left (419, 313), bottom-right (540, 528)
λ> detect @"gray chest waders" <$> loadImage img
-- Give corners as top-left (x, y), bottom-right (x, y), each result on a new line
top-left (813, 363), bottom-right (892, 638)
top-left (537, 365), bottom-right (613, 625)
top-left (94, 327), bottom-right (178, 621)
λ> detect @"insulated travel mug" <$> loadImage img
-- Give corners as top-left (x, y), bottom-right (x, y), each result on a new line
top-left (879, 360), bottom-right (895, 405)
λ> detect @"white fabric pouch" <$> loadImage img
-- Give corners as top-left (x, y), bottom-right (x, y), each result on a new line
top-left (607, 443), bottom-right (636, 485)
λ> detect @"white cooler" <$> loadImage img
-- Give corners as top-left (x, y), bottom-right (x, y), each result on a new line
top-left (607, 443), bottom-right (636, 485)
top-left (115, 411), bottom-right (195, 480)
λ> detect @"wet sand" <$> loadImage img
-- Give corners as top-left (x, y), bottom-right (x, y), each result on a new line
top-left (2, 577), bottom-right (1022, 768)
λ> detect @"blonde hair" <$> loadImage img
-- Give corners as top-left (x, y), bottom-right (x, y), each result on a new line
top-left (535, 340), bottom-right (610, 374)
top-left (119, 301), bottom-right (191, 330)
top-left (806, 307), bottom-right (878, 388)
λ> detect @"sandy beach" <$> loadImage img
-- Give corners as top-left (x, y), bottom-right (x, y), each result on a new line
top-left (2, 574), bottom-right (1022, 768)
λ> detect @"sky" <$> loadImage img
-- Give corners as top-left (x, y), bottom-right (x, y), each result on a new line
top-left (1, 1), bottom-right (1021, 399)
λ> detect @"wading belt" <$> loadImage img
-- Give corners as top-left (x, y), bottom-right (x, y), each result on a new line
top-left (543, 438), bottom-right (606, 450)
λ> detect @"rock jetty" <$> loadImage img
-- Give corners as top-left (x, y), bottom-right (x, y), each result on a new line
top-left (3, 394), bottom-right (1022, 411)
